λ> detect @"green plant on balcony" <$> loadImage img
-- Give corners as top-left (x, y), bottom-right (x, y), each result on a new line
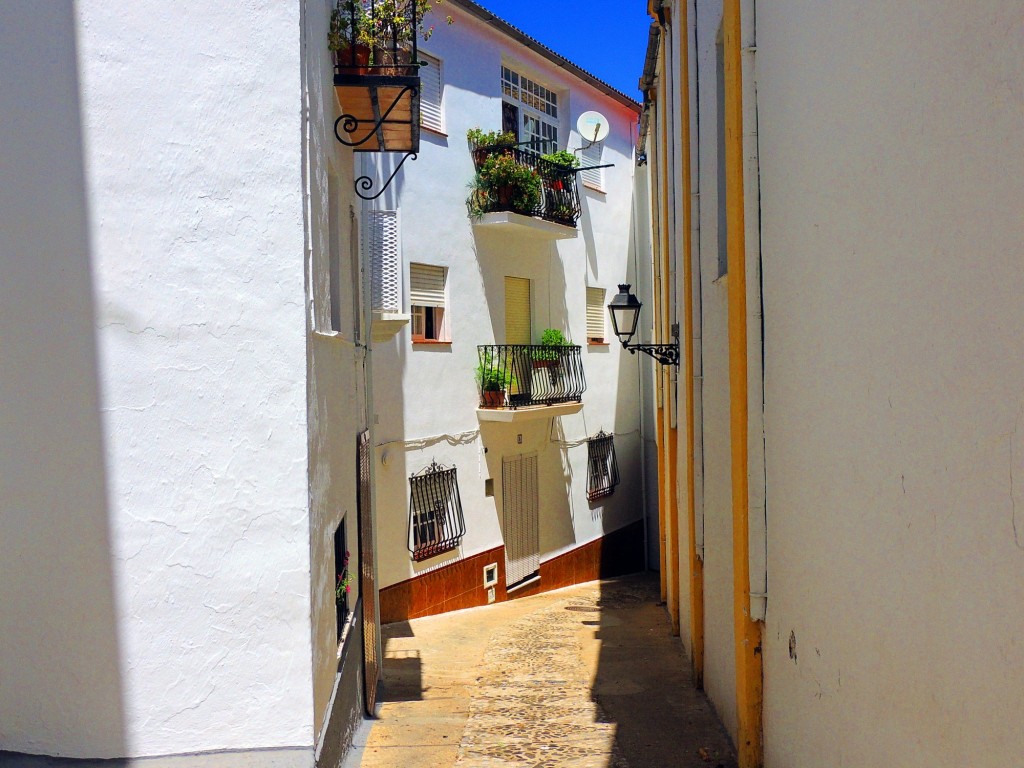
top-left (329, 0), bottom-right (452, 65)
top-left (467, 153), bottom-right (542, 218)
top-left (475, 352), bottom-right (516, 407)
top-left (466, 128), bottom-right (517, 150)
top-left (533, 328), bottom-right (569, 366)
top-left (541, 149), bottom-right (580, 169)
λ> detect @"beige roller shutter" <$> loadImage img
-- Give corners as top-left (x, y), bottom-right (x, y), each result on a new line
top-left (419, 53), bottom-right (443, 133)
top-left (504, 276), bottom-right (531, 345)
top-left (586, 287), bottom-right (606, 341)
top-left (409, 263), bottom-right (446, 308)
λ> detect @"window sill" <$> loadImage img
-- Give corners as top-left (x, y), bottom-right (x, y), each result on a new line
top-left (421, 125), bottom-right (448, 138)
top-left (412, 339), bottom-right (452, 346)
top-left (588, 341), bottom-right (610, 346)
top-left (582, 182), bottom-right (606, 195)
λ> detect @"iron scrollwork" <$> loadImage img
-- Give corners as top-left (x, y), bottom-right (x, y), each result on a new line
top-left (332, 84), bottom-right (419, 149)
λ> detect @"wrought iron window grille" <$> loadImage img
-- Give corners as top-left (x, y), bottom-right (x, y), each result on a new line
top-left (476, 344), bottom-right (586, 409)
top-left (586, 431), bottom-right (620, 501)
top-left (408, 461), bottom-right (466, 561)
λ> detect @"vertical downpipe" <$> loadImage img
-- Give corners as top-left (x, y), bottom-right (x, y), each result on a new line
top-left (662, 12), bottom-right (681, 638)
top-left (652, 82), bottom-right (668, 603)
top-left (723, 0), bottom-right (763, 765)
top-left (679, 0), bottom-right (705, 687)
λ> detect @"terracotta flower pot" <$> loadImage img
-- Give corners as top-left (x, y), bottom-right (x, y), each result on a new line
top-left (335, 42), bottom-right (371, 74)
top-left (481, 389), bottom-right (505, 407)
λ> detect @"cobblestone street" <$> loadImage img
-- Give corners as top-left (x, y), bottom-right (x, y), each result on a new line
top-left (347, 574), bottom-right (736, 768)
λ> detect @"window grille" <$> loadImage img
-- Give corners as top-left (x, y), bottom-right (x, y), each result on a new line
top-left (586, 431), bottom-right (620, 501)
top-left (408, 461), bottom-right (466, 561)
top-left (586, 287), bottom-right (606, 342)
top-left (419, 53), bottom-right (444, 133)
top-left (365, 209), bottom-right (400, 314)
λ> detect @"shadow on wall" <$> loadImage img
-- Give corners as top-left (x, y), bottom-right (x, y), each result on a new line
top-left (0, 4), bottom-right (126, 760)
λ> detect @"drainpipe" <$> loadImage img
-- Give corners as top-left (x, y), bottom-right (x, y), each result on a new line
top-left (741, 0), bottom-right (768, 628)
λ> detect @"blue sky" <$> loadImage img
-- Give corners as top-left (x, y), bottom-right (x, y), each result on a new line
top-left (468, 1), bottom-right (652, 101)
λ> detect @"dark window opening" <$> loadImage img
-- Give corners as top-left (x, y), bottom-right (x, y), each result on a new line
top-left (408, 461), bottom-right (466, 561)
top-left (587, 431), bottom-right (620, 501)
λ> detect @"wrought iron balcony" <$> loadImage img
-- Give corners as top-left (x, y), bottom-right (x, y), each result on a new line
top-left (331, 0), bottom-right (424, 199)
top-left (468, 144), bottom-right (582, 228)
top-left (476, 345), bottom-right (586, 409)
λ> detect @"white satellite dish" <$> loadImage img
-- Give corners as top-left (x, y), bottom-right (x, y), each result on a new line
top-left (577, 111), bottom-right (610, 144)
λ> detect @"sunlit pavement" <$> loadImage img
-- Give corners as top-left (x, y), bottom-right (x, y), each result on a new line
top-left (346, 573), bottom-right (737, 768)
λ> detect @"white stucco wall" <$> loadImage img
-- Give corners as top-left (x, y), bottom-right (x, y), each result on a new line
top-left (755, 3), bottom-right (1024, 765)
top-left (0, 3), bottom-right (126, 758)
top-left (76, 1), bottom-right (314, 757)
top-left (369, 6), bottom-right (645, 589)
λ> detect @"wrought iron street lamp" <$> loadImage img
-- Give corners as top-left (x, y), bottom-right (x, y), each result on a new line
top-left (606, 284), bottom-right (680, 367)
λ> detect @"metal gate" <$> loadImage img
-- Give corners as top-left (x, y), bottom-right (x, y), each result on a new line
top-left (357, 429), bottom-right (379, 714)
top-left (502, 453), bottom-right (539, 588)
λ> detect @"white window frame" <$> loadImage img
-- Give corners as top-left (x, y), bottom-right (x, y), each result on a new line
top-left (409, 262), bottom-right (449, 343)
top-left (501, 65), bottom-right (559, 154)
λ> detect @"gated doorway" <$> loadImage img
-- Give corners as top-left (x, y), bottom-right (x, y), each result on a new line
top-left (502, 452), bottom-right (539, 589)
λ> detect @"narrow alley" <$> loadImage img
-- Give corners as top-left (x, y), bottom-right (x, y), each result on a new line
top-left (347, 574), bottom-right (736, 768)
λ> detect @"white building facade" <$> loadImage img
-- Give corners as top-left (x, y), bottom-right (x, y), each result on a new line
top-left (362, 0), bottom-right (654, 621)
top-left (641, 1), bottom-right (1024, 766)
top-left (1, 1), bottom-right (375, 765)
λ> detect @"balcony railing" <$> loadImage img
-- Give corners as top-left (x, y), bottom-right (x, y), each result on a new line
top-left (469, 145), bottom-right (582, 228)
top-left (477, 345), bottom-right (586, 409)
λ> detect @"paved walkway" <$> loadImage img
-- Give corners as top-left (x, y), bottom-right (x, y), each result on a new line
top-left (347, 573), bottom-right (737, 768)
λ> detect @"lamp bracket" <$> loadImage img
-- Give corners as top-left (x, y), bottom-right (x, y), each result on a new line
top-left (624, 342), bottom-right (680, 367)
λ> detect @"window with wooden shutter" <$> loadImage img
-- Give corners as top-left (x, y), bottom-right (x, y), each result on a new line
top-left (409, 263), bottom-right (448, 342)
top-left (586, 287), bottom-right (606, 343)
top-left (504, 276), bottom-right (532, 345)
top-left (580, 142), bottom-right (604, 191)
top-left (365, 209), bottom-right (400, 315)
top-left (419, 53), bottom-right (444, 133)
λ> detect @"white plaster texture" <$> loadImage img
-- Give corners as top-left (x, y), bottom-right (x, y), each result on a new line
top-left (367, 5), bottom-right (646, 590)
top-left (75, 0), bottom-right (314, 757)
top-left (755, 3), bottom-right (1024, 765)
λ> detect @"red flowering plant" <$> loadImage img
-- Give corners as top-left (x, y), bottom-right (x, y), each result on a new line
top-left (336, 550), bottom-right (353, 605)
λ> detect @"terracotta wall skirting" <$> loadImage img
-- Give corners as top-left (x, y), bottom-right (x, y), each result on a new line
top-left (528, 519), bottom-right (646, 596)
top-left (379, 521), bottom-right (646, 623)
top-left (379, 546), bottom-right (507, 624)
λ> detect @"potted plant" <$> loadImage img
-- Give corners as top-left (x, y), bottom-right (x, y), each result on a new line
top-left (475, 352), bottom-right (515, 407)
top-left (540, 149), bottom-right (579, 193)
top-left (329, 0), bottom-right (452, 71)
top-left (467, 152), bottom-right (542, 217)
top-left (533, 328), bottom-right (569, 368)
